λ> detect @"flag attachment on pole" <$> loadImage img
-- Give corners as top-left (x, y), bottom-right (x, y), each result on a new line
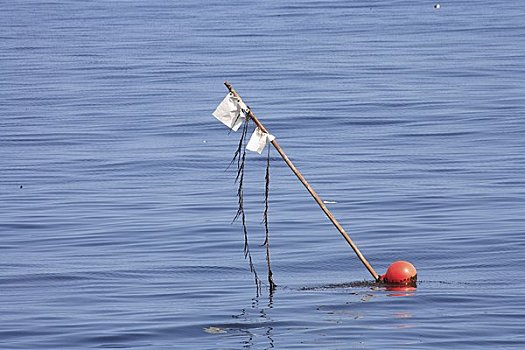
top-left (246, 127), bottom-right (275, 154)
top-left (212, 93), bottom-right (247, 131)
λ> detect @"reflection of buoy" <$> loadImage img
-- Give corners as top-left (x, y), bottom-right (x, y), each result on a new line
top-left (385, 285), bottom-right (416, 297)
top-left (381, 261), bottom-right (417, 286)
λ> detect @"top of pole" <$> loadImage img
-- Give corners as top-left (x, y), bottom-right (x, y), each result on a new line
top-left (224, 81), bottom-right (269, 133)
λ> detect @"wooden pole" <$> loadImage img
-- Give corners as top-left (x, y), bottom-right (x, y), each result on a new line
top-left (224, 81), bottom-right (380, 281)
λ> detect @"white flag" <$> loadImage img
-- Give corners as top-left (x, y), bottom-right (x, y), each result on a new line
top-left (246, 127), bottom-right (275, 154)
top-left (212, 93), bottom-right (245, 131)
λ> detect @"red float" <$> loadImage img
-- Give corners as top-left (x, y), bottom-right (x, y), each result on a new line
top-left (381, 261), bottom-right (417, 286)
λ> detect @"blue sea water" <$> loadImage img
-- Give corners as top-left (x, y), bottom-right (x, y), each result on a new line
top-left (1, 0), bottom-right (525, 348)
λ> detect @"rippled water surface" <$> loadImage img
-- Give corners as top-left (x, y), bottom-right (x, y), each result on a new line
top-left (2, 1), bottom-right (525, 349)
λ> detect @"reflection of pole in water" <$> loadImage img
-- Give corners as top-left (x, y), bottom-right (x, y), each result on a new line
top-left (230, 297), bottom-right (275, 349)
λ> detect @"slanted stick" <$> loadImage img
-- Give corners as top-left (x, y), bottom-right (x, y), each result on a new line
top-left (224, 81), bottom-right (380, 281)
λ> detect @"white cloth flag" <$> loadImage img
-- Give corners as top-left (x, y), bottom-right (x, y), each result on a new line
top-left (246, 127), bottom-right (275, 154)
top-left (212, 93), bottom-right (245, 131)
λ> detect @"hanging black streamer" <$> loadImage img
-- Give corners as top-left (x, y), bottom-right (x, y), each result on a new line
top-left (231, 116), bottom-right (261, 295)
top-left (263, 144), bottom-right (277, 292)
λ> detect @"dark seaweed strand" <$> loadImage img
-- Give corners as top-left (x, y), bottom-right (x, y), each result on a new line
top-left (263, 144), bottom-right (277, 292)
top-left (227, 108), bottom-right (247, 171)
top-left (232, 119), bottom-right (249, 222)
top-left (232, 119), bottom-right (261, 295)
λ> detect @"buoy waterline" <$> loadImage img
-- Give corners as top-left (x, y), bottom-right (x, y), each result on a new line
top-left (381, 261), bottom-right (417, 286)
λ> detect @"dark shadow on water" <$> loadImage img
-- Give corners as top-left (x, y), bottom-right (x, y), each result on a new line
top-left (300, 279), bottom-right (479, 297)
top-left (300, 279), bottom-right (479, 291)
top-left (301, 280), bottom-right (419, 297)
top-left (300, 280), bottom-right (385, 291)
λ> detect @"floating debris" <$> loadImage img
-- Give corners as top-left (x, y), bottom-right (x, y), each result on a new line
top-left (203, 326), bottom-right (227, 334)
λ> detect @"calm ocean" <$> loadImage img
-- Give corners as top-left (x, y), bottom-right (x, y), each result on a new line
top-left (1, 0), bottom-right (524, 348)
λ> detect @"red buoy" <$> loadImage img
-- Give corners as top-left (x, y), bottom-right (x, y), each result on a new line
top-left (381, 261), bottom-right (417, 286)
